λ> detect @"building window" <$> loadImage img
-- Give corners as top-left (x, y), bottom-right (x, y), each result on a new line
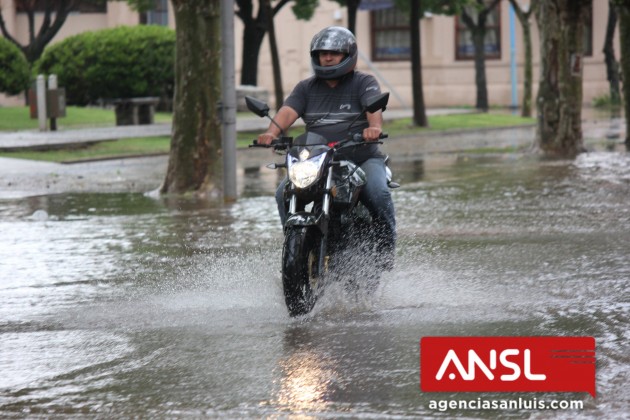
top-left (371, 8), bottom-right (410, 61)
top-left (455, 3), bottom-right (501, 60)
top-left (140, 0), bottom-right (169, 26)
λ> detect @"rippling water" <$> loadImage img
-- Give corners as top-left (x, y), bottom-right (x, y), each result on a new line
top-left (1, 151), bottom-right (628, 418)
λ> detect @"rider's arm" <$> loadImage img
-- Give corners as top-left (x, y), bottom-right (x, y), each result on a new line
top-left (363, 110), bottom-right (383, 142)
top-left (257, 106), bottom-right (299, 145)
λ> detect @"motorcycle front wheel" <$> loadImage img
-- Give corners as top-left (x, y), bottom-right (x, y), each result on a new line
top-left (282, 226), bottom-right (321, 317)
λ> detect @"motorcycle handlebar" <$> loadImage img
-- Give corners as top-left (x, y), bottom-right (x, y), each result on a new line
top-left (249, 139), bottom-right (290, 150)
top-left (348, 132), bottom-right (388, 144)
top-left (249, 132), bottom-right (388, 149)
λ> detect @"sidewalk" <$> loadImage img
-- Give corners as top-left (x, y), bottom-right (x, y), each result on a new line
top-left (0, 109), bottom-right (467, 151)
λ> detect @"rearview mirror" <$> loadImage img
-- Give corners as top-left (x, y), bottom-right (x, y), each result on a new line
top-left (364, 92), bottom-right (389, 114)
top-left (245, 96), bottom-right (270, 118)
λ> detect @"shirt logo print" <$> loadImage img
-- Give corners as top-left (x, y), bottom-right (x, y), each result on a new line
top-left (340, 104), bottom-right (351, 110)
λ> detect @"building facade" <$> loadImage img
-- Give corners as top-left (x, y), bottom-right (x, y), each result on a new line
top-left (0, 0), bottom-right (620, 110)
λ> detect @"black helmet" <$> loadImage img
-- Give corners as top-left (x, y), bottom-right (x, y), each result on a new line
top-left (310, 26), bottom-right (358, 80)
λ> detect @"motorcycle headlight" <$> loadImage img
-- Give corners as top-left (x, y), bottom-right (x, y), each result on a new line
top-left (288, 152), bottom-right (327, 189)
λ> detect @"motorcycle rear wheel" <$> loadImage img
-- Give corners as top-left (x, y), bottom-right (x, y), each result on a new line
top-left (282, 226), bottom-right (320, 317)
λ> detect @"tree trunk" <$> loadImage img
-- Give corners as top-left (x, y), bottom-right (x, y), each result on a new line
top-left (235, 0), bottom-right (293, 87)
top-left (239, 15), bottom-right (267, 86)
top-left (472, 28), bottom-right (489, 111)
top-left (347, 0), bottom-right (360, 35)
top-left (604, 1), bottom-right (621, 105)
top-left (618, 5), bottom-right (630, 146)
top-left (161, 0), bottom-right (223, 196)
top-left (521, 20), bottom-right (534, 117)
top-left (460, 1), bottom-right (500, 112)
top-left (411, 0), bottom-right (428, 127)
top-left (509, 0), bottom-right (538, 117)
top-left (264, 0), bottom-right (283, 110)
top-left (535, 0), bottom-right (590, 158)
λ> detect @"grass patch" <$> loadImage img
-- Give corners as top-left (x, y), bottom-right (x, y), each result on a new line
top-left (4, 137), bottom-right (172, 162)
top-left (0, 107), bottom-right (535, 163)
top-left (2, 134), bottom-right (267, 163)
top-left (0, 106), bottom-right (172, 131)
top-left (382, 113), bottom-right (534, 137)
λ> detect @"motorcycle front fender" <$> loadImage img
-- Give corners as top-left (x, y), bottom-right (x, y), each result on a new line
top-left (285, 211), bottom-right (328, 234)
top-left (285, 212), bottom-right (319, 228)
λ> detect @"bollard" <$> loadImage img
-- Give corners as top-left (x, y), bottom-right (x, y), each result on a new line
top-left (36, 75), bottom-right (47, 131)
top-left (48, 74), bottom-right (58, 131)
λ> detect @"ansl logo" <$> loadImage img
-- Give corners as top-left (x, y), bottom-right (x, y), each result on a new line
top-left (420, 336), bottom-right (596, 396)
top-left (436, 349), bottom-right (546, 381)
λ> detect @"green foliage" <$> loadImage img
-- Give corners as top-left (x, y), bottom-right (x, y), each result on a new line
top-left (292, 0), bottom-right (319, 20)
top-left (592, 93), bottom-right (623, 109)
top-left (34, 25), bottom-right (175, 105)
top-left (0, 37), bottom-right (30, 95)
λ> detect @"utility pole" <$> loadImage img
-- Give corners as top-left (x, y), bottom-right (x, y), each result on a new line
top-left (221, 0), bottom-right (237, 202)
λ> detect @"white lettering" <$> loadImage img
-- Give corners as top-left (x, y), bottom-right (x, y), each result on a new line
top-left (524, 349), bottom-right (546, 380)
top-left (500, 349), bottom-right (521, 381)
top-left (436, 348), bottom-right (547, 382)
top-left (468, 350), bottom-right (495, 380)
top-left (435, 349), bottom-right (494, 381)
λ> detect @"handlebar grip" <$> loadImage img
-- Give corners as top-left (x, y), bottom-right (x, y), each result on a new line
top-left (249, 139), bottom-right (262, 148)
top-left (249, 137), bottom-right (291, 149)
top-left (351, 132), bottom-right (388, 142)
top-left (249, 139), bottom-right (274, 148)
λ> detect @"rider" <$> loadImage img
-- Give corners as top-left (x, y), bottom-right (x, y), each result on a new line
top-left (257, 26), bottom-right (396, 269)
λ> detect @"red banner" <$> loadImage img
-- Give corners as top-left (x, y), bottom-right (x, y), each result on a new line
top-left (420, 337), bottom-right (596, 397)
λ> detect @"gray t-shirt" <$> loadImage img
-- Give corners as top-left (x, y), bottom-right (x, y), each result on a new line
top-left (283, 71), bottom-right (383, 163)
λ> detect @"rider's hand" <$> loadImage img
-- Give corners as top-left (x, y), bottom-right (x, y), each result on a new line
top-left (362, 126), bottom-right (382, 142)
top-left (257, 132), bottom-right (276, 146)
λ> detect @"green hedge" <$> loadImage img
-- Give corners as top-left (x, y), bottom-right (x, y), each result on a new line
top-left (0, 37), bottom-right (30, 96)
top-left (35, 25), bottom-right (175, 105)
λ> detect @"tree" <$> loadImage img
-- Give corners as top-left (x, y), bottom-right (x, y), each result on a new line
top-left (331, 0), bottom-right (361, 35)
top-left (402, 0), bottom-right (463, 127)
top-left (459, 0), bottom-right (501, 111)
top-left (410, 0), bottom-right (428, 127)
top-left (603, 1), bottom-right (620, 106)
top-left (263, 0), bottom-right (284, 109)
top-left (0, 1), bottom-right (81, 65)
top-left (535, 0), bottom-right (591, 157)
top-left (508, 0), bottom-right (539, 117)
top-left (236, 0), bottom-right (317, 86)
top-left (612, 0), bottom-right (630, 146)
top-left (159, 0), bottom-right (223, 196)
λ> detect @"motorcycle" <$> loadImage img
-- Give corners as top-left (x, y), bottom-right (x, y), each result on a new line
top-left (246, 92), bottom-right (398, 317)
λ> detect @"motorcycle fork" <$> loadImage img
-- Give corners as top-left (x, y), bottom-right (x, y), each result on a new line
top-left (285, 167), bottom-right (333, 277)
top-left (318, 167), bottom-right (334, 276)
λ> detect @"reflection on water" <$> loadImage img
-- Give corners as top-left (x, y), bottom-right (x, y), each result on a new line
top-left (1, 151), bottom-right (629, 417)
top-left (273, 327), bottom-right (334, 413)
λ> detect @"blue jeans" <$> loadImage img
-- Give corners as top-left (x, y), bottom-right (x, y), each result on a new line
top-left (275, 157), bottom-right (396, 264)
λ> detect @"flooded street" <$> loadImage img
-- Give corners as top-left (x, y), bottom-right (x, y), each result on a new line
top-left (1, 148), bottom-right (629, 418)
